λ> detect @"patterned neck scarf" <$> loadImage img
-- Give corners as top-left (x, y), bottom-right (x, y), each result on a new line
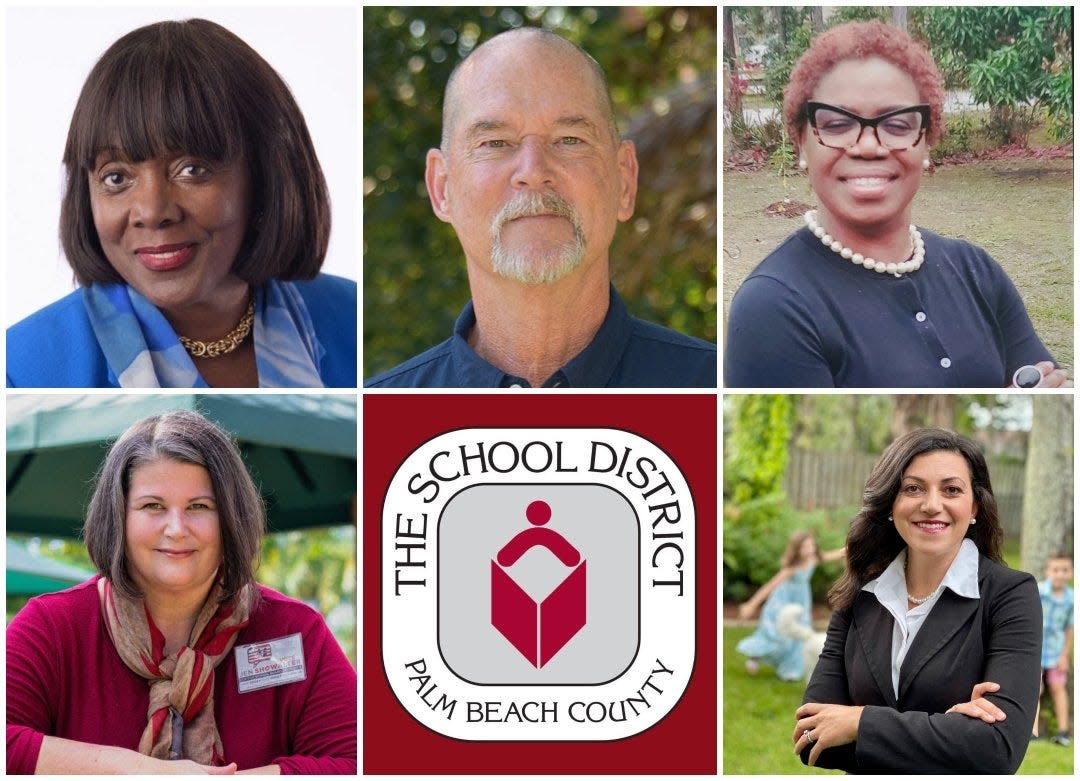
top-left (97, 577), bottom-right (254, 764)
top-left (83, 280), bottom-right (325, 388)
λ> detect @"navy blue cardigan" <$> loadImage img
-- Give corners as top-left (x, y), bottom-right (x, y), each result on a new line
top-left (725, 227), bottom-right (1053, 388)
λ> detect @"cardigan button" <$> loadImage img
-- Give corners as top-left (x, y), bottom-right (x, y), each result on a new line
top-left (915, 311), bottom-right (927, 322)
top-left (940, 358), bottom-right (952, 369)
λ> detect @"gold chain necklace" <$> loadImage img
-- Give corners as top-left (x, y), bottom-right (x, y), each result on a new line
top-left (178, 296), bottom-right (255, 359)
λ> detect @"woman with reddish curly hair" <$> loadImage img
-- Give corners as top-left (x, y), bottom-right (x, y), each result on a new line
top-left (725, 21), bottom-right (1067, 389)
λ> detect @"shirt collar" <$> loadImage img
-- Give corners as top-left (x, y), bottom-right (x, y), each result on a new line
top-left (863, 538), bottom-right (981, 601)
top-left (940, 538), bottom-right (981, 598)
top-left (448, 285), bottom-right (633, 388)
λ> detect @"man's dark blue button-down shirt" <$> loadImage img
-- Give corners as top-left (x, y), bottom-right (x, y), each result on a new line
top-left (365, 286), bottom-right (716, 388)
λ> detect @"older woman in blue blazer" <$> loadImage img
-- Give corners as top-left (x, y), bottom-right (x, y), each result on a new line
top-left (793, 428), bottom-right (1040, 774)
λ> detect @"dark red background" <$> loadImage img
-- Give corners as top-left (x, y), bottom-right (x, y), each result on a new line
top-left (363, 394), bottom-right (717, 774)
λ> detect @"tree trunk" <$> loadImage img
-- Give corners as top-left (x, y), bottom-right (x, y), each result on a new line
top-left (722, 62), bottom-right (743, 158)
top-left (891, 6), bottom-right (908, 31)
top-left (774, 7), bottom-right (788, 54)
top-left (927, 395), bottom-right (953, 429)
top-left (1020, 396), bottom-right (1074, 574)
top-left (723, 7), bottom-right (737, 66)
top-left (891, 395), bottom-right (956, 438)
top-left (810, 6), bottom-right (825, 34)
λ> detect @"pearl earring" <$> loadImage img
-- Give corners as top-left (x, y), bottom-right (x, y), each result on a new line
top-left (970, 517), bottom-right (976, 525)
top-left (799, 158), bottom-right (808, 170)
top-left (888, 515), bottom-right (893, 522)
top-left (922, 158), bottom-right (931, 170)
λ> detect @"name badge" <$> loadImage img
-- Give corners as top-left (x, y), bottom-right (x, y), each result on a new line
top-left (234, 633), bottom-right (307, 693)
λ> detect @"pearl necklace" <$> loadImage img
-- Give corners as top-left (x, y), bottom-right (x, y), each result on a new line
top-left (804, 209), bottom-right (925, 278)
top-left (907, 586), bottom-right (942, 605)
top-left (904, 558), bottom-right (942, 605)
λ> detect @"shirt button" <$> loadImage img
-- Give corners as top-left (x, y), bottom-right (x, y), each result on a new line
top-left (940, 358), bottom-right (952, 369)
top-left (915, 312), bottom-right (927, 322)
top-left (509, 383), bottom-right (522, 388)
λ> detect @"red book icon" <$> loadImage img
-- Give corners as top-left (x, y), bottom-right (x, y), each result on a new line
top-left (491, 500), bottom-right (587, 667)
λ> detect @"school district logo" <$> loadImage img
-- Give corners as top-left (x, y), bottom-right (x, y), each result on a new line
top-left (382, 428), bottom-right (695, 741)
top-left (489, 499), bottom-right (587, 669)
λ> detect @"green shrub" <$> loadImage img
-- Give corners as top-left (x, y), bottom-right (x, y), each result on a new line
top-left (724, 395), bottom-right (793, 505)
top-left (982, 104), bottom-right (1041, 146)
top-left (931, 112), bottom-right (979, 161)
top-left (1045, 113), bottom-right (1074, 142)
top-left (918, 6), bottom-right (1073, 147)
top-left (723, 500), bottom-right (852, 604)
top-left (1044, 68), bottom-right (1073, 141)
top-left (723, 494), bottom-right (790, 601)
top-left (768, 137), bottom-right (796, 172)
top-left (763, 22), bottom-right (811, 104)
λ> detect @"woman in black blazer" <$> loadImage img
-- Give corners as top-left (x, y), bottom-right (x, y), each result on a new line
top-left (792, 428), bottom-right (1040, 773)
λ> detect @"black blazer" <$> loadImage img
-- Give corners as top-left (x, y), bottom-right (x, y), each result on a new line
top-left (801, 555), bottom-right (1041, 774)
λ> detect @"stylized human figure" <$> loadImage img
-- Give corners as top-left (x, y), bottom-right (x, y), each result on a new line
top-left (491, 500), bottom-right (586, 667)
top-left (497, 500), bottom-right (581, 567)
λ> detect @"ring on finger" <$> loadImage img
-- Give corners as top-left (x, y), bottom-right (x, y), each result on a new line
top-left (803, 729), bottom-right (816, 744)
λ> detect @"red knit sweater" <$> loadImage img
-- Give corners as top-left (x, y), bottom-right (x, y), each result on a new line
top-left (7, 578), bottom-right (356, 774)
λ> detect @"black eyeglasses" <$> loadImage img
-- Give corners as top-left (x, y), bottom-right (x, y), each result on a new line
top-left (806, 102), bottom-right (931, 150)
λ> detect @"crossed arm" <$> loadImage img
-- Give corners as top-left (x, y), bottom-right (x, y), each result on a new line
top-left (8, 595), bottom-right (354, 774)
top-left (791, 578), bottom-right (1041, 774)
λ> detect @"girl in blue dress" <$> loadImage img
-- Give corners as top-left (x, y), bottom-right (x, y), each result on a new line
top-left (736, 531), bottom-right (845, 680)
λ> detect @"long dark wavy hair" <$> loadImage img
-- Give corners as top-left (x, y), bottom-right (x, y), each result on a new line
top-left (828, 428), bottom-right (1004, 611)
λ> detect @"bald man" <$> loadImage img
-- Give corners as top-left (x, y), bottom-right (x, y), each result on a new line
top-left (365, 27), bottom-right (716, 388)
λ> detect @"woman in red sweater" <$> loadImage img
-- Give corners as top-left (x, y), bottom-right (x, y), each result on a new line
top-left (7, 410), bottom-right (356, 774)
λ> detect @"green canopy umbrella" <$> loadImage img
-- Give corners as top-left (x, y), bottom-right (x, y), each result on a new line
top-left (7, 394), bottom-right (356, 539)
top-left (7, 538), bottom-right (96, 595)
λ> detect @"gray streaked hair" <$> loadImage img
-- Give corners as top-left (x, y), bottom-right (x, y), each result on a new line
top-left (83, 410), bottom-right (265, 601)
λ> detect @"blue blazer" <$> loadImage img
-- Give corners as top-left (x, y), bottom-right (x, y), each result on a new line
top-left (7, 274), bottom-right (357, 388)
top-left (801, 556), bottom-right (1040, 774)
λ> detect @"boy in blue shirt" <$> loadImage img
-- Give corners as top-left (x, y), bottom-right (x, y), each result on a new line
top-left (1035, 552), bottom-right (1074, 746)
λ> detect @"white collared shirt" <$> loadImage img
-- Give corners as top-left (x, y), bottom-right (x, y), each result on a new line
top-left (861, 538), bottom-right (981, 698)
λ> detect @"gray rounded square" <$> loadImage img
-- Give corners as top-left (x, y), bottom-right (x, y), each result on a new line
top-left (438, 483), bottom-right (640, 685)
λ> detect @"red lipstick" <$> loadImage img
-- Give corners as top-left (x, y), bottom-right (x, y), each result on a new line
top-left (135, 243), bottom-right (197, 272)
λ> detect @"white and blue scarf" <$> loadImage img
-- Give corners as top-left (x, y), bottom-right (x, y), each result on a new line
top-left (83, 281), bottom-right (324, 387)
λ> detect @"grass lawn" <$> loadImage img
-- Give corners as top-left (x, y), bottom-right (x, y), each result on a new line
top-left (723, 627), bottom-right (1073, 775)
top-left (721, 157), bottom-right (1073, 371)
top-left (723, 626), bottom-right (840, 775)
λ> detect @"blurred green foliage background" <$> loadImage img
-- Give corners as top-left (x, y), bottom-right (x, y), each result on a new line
top-left (363, 6), bottom-right (717, 378)
top-left (8, 528), bottom-right (357, 666)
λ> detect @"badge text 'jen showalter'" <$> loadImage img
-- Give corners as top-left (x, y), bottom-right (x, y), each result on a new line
top-left (391, 437), bottom-right (688, 597)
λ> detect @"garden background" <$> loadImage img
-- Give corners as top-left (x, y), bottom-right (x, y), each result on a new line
top-left (364, 6), bottom-right (717, 378)
top-left (723, 6), bottom-right (1073, 369)
top-left (6, 395), bottom-right (357, 666)
top-left (723, 393), bottom-right (1073, 774)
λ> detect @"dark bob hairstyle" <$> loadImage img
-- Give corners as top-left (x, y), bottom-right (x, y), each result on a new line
top-left (84, 409), bottom-right (265, 602)
top-left (60, 19), bottom-right (330, 287)
top-left (828, 428), bottom-right (1004, 611)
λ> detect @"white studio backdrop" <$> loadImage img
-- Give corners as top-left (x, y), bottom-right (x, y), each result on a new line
top-left (5, 4), bottom-right (359, 327)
